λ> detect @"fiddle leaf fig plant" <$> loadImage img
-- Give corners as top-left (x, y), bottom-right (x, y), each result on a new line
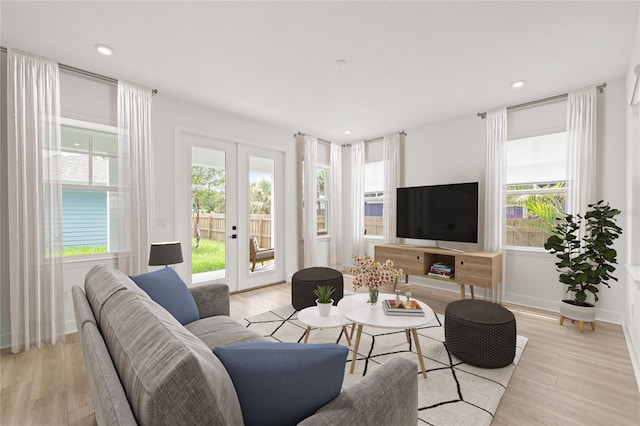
top-left (544, 200), bottom-right (622, 305)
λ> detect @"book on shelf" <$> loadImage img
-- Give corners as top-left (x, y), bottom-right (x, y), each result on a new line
top-left (428, 269), bottom-right (452, 275)
top-left (382, 299), bottom-right (425, 316)
top-left (428, 272), bottom-right (454, 279)
top-left (430, 262), bottom-right (454, 272)
top-left (428, 262), bottom-right (455, 278)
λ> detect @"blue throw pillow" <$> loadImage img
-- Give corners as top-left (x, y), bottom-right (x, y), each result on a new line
top-left (130, 268), bottom-right (200, 325)
top-left (213, 342), bottom-right (348, 426)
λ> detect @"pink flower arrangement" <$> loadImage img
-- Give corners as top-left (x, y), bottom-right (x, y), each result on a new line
top-left (344, 256), bottom-right (404, 290)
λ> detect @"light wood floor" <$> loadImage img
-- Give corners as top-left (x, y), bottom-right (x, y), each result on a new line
top-left (2, 283), bottom-right (639, 425)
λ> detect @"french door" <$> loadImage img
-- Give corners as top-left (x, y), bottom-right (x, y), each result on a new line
top-left (175, 128), bottom-right (284, 292)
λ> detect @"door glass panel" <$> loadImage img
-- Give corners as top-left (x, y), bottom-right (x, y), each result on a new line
top-left (248, 156), bottom-right (275, 273)
top-left (192, 147), bottom-right (227, 280)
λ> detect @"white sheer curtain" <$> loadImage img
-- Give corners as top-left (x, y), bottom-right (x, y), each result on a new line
top-left (303, 135), bottom-right (318, 267)
top-left (383, 133), bottom-right (401, 243)
top-left (7, 48), bottom-right (65, 353)
top-left (117, 81), bottom-right (154, 275)
top-left (351, 141), bottom-right (365, 257)
top-left (329, 143), bottom-right (343, 267)
top-left (484, 107), bottom-right (507, 303)
top-left (566, 87), bottom-right (597, 241)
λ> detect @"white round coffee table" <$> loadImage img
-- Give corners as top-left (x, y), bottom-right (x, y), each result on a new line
top-left (297, 306), bottom-right (352, 346)
top-left (337, 293), bottom-right (435, 378)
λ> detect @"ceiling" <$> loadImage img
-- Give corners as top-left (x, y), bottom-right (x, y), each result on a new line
top-left (1, 1), bottom-right (638, 143)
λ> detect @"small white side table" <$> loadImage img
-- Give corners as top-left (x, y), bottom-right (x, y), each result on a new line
top-left (297, 306), bottom-right (352, 346)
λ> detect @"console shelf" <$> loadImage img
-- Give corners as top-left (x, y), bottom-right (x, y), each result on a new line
top-left (374, 244), bottom-right (502, 299)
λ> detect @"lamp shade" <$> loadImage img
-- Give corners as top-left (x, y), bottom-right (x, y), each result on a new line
top-left (149, 242), bottom-right (183, 266)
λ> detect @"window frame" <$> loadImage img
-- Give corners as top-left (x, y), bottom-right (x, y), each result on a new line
top-left (58, 118), bottom-right (119, 258)
top-left (504, 185), bottom-right (567, 250)
top-left (504, 180), bottom-right (567, 250)
top-left (316, 165), bottom-right (329, 236)
top-left (363, 159), bottom-right (384, 238)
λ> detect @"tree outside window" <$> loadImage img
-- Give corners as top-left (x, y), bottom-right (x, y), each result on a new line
top-left (192, 165), bottom-right (225, 214)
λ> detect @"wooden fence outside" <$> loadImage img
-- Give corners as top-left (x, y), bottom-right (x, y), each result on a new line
top-left (506, 218), bottom-right (551, 247)
top-left (194, 214), bottom-right (547, 248)
top-left (364, 216), bottom-right (383, 236)
top-left (193, 213), bottom-right (272, 248)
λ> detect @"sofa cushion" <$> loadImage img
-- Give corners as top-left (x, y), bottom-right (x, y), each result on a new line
top-left (130, 268), bottom-right (200, 325)
top-left (213, 342), bottom-right (348, 426)
top-left (84, 265), bottom-right (149, 327)
top-left (185, 316), bottom-right (266, 349)
top-left (99, 287), bottom-right (243, 426)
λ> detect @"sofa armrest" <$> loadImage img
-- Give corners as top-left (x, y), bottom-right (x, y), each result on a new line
top-left (298, 357), bottom-right (418, 425)
top-left (190, 283), bottom-right (230, 318)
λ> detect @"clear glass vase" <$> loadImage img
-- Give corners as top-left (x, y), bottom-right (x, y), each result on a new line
top-left (368, 288), bottom-right (379, 304)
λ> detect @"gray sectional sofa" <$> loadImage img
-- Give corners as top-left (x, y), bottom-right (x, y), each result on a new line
top-left (73, 265), bottom-right (418, 425)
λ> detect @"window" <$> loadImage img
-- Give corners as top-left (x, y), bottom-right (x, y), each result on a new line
top-left (317, 167), bottom-right (329, 235)
top-left (55, 122), bottom-right (119, 256)
top-left (505, 132), bottom-right (567, 248)
top-left (364, 160), bottom-right (383, 237)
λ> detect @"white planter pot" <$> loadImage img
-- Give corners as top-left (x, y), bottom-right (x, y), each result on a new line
top-left (316, 300), bottom-right (333, 317)
top-left (559, 299), bottom-right (596, 332)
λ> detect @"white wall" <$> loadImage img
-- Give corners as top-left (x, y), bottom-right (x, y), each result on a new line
top-left (0, 54), bottom-right (634, 354)
top-left (624, 10), bottom-right (640, 389)
top-left (151, 96), bottom-right (299, 283)
top-left (0, 73), bottom-right (300, 347)
top-left (389, 78), bottom-right (628, 323)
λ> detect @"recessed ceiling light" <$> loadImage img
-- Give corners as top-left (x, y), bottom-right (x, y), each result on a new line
top-left (511, 80), bottom-right (525, 88)
top-left (95, 44), bottom-right (114, 56)
top-left (344, 130), bottom-right (351, 135)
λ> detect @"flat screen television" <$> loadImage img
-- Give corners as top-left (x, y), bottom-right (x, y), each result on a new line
top-left (396, 182), bottom-right (479, 243)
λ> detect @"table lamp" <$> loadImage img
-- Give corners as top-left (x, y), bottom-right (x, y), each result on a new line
top-left (148, 242), bottom-right (183, 268)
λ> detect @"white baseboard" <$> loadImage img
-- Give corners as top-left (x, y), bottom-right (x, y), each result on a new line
top-left (66, 319), bottom-right (78, 335)
top-left (505, 292), bottom-right (624, 324)
top-left (623, 321), bottom-right (640, 394)
top-left (407, 277), bottom-right (625, 325)
top-left (0, 331), bottom-right (9, 350)
top-left (0, 319), bottom-right (79, 350)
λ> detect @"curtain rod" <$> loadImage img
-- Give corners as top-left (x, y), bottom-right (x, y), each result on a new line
top-left (294, 131), bottom-right (407, 142)
top-left (294, 132), bottom-right (331, 144)
top-left (477, 83), bottom-right (607, 119)
top-left (0, 46), bottom-right (157, 94)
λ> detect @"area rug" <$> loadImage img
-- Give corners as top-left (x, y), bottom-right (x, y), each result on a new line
top-left (242, 304), bottom-right (528, 426)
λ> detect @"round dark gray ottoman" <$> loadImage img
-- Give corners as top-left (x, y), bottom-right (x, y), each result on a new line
top-left (291, 267), bottom-right (344, 310)
top-left (444, 299), bottom-right (516, 368)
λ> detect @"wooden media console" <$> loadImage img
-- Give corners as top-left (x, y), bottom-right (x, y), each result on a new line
top-left (374, 244), bottom-right (502, 299)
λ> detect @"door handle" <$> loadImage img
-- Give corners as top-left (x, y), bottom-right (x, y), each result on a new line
top-left (229, 234), bottom-right (237, 239)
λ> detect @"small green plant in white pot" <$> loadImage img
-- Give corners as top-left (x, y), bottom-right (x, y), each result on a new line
top-left (313, 285), bottom-right (335, 317)
top-left (544, 200), bottom-right (622, 332)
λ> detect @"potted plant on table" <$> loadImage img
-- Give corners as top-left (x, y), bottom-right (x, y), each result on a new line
top-left (313, 285), bottom-right (336, 316)
top-left (344, 256), bottom-right (404, 304)
top-left (543, 200), bottom-right (622, 332)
